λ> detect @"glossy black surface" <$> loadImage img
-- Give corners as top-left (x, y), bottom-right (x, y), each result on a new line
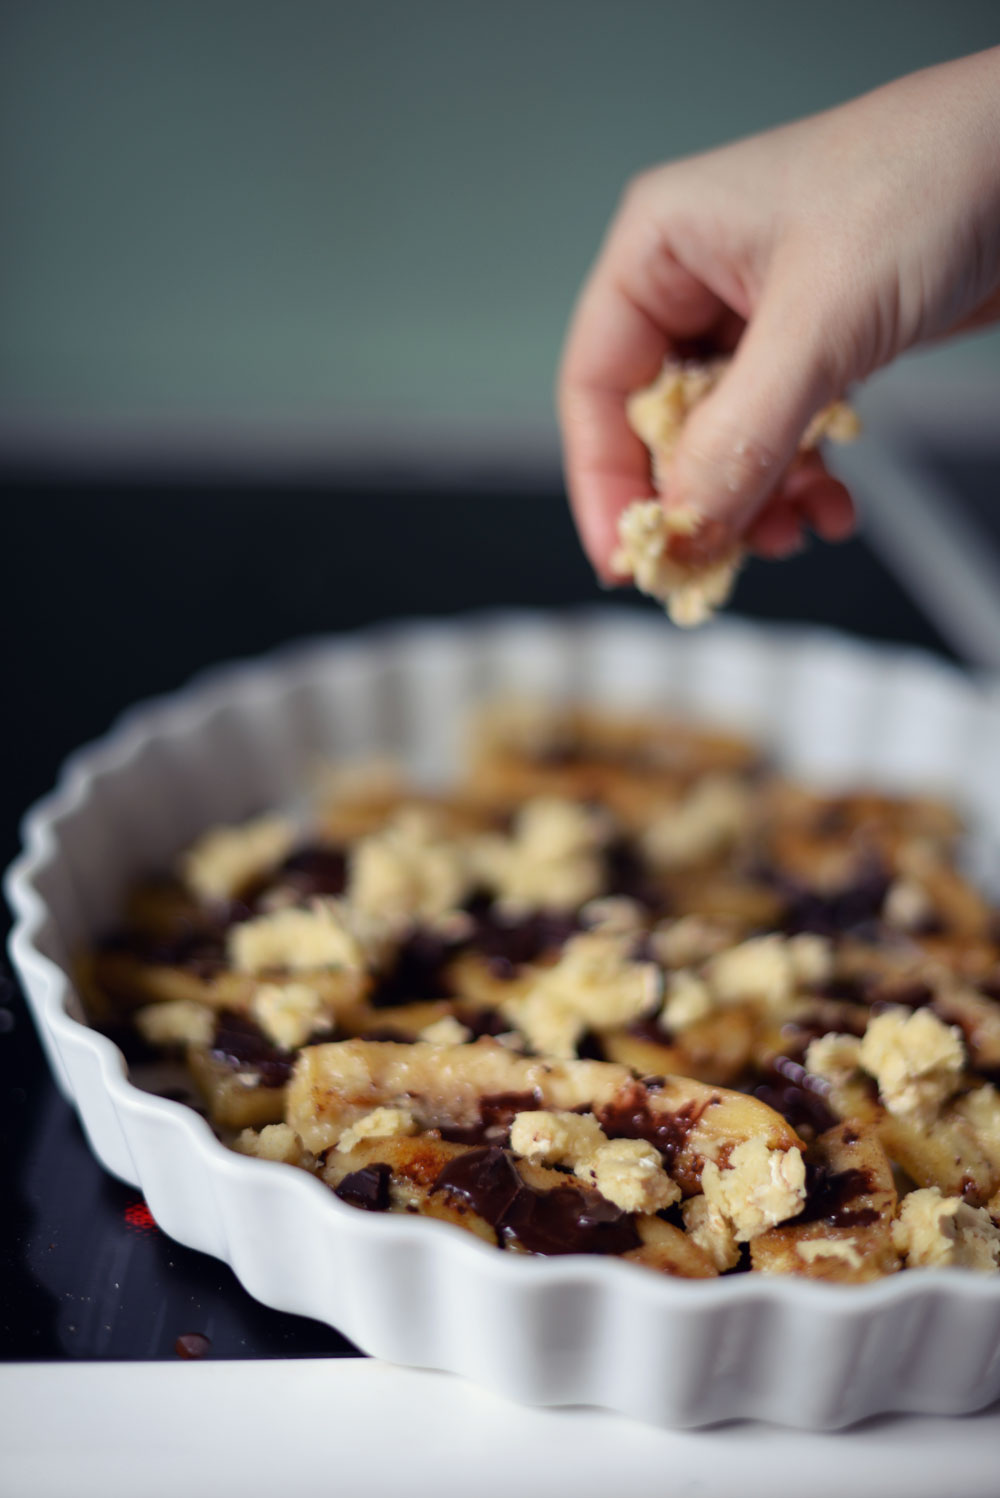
top-left (0, 470), bottom-right (966, 1361)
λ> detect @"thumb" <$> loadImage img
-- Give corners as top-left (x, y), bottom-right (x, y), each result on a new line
top-left (665, 282), bottom-right (838, 543)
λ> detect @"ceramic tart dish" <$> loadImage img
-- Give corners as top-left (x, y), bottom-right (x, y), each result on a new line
top-left (8, 610), bottom-right (1000, 1428)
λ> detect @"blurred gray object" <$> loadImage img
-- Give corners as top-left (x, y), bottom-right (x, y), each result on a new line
top-left (2, 0), bottom-right (999, 465)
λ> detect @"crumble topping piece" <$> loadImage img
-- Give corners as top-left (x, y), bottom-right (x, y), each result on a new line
top-left (508, 1109), bottom-right (605, 1165)
top-left (640, 775), bottom-right (751, 869)
top-left (419, 1015), bottom-right (473, 1046)
top-left (235, 1123), bottom-right (311, 1167)
top-left (585, 1138), bottom-right (682, 1214)
top-left (892, 1187), bottom-right (1000, 1272)
top-left (699, 1137), bottom-right (807, 1242)
top-left (882, 877), bottom-right (934, 932)
top-left (660, 970), bottom-right (714, 1033)
top-left (349, 807), bottom-right (472, 926)
top-left (796, 1238), bottom-right (863, 1270)
top-left (859, 1007), bottom-right (965, 1124)
top-left (804, 1032), bottom-right (863, 1085)
top-left (500, 930), bottom-right (661, 1058)
top-left (952, 1085), bottom-right (1000, 1158)
top-left (612, 501), bottom-right (742, 629)
top-left (681, 1193), bottom-right (741, 1271)
top-left (134, 999), bottom-right (215, 1048)
top-left (649, 915), bottom-right (734, 969)
top-left (251, 981), bottom-right (333, 1051)
top-left (614, 358), bottom-right (859, 628)
top-left (180, 815), bottom-right (296, 903)
top-left (473, 797), bottom-right (610, 915)
top-left (706, 933), bottom-right (832, 1014)
top-left (580, 896), bottom-right (647, 933)
top-left (508, 1106), bottom-right (680, 1212)
top-left (228, 898), bottom-right (380, 975)
top-left (336, 1105), bottom-right (418, 1154)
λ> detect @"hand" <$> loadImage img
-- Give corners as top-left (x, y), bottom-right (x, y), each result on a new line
top-left (558, 47), bottom-right (1000, 579)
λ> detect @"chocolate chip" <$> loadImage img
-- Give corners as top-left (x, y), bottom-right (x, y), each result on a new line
top-left (334, 1163), bottom-right (392, 1212)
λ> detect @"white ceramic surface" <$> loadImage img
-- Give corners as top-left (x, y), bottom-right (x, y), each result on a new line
top-left (3, 1360), bottom-right (999, 1498)
top-left (7, 610), bottom-right (1000, 1429)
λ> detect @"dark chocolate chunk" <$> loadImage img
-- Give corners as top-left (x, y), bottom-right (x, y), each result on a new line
top-left (747, 1054), bottom-right (839, 1138)
top-left (335, 1162), bottom-right (393, 1212)
top-left (799, 1164), bottom-right (876, 1228)
top-left (597, 1094), bottom-right (704, 1172)
top-left (438, 1092), bottom-right (540, 1146)
top-left (432, 1146), bottom-right (523, 1223)
top-left (432, 1146), bottom-right (640, 1256)
top-left (468, 902), bottom-right (579, 975)
top-left (498, 1183), bottom-right (640, 1257)
top-left (273, 845), bottom-right (348, 898)
top-left (210, 1011), bottom-right (295, 1087)
top-left (370, 929), bottom-right (458, 1007)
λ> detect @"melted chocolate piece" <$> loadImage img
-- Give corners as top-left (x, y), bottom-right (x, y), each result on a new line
top-left (210, 1011), bottom-right (294, 1087)
top-left (604, 839), bottom-right (666, 913)
top-left (370, 930), bottom-right (458, 1007)
top-left (625, 1016), bottom-right (674, 1047)
top-left (748, 1054), bottom-right (839, 1138)
top-left (597, 1094), bottom-right (704, 1172)
top-left (335, 1163), bottom-right (392, 1212)
top-left (575, 1029), bottom-right (607, 1062)
top-left (461, 1008), bottom-right (513, 1041)
top-left (799, 1164), bottom-right (877, 1228)
top-left (774, 863), bottom-right (891, 937)
top-left (870, 982), bottom-right (934, 1013)
top-left (433, 1146), bottom-right (524, 1223)
top-left (272, 845), bottom-right (347, 898)
top-left (438, 1091), bottom-right (540, 1146)
top-left (432, 1146), bottom-right (640, 1256)
top-left (469, 903), bottom-right (579, 977)
top-left (499, 1183), bottom-right (640, 1256)
top-left (102, 924), bottom-right (229, 978)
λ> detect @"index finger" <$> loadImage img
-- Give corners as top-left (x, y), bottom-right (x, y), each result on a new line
top-left (557, 208), bottom-right (727, 577)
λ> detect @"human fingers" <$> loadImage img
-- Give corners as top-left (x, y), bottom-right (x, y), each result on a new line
top-left (558, 189), bottom-right (729, 577)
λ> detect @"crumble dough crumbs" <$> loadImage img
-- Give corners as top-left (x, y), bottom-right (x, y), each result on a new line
top-left (639, 775), bottom-right (751, 870)
top-left (699, 1137), bottom-right (807, 1242)
top-left (235, 1123), bottom-right (310, 1167)
top-left (336, 1106), bottom-right (418, 1154)
top-left (681, 1193), bottom-right (741, 1271)
top-left (660, 969), bottom-right (714, 1032)
top-left (858, 1006), bottom-right (965, 1124)
top-left (613, 357), bottom-right (859, 628)
top-left (706, 933), bottom-right (832, 1014)
top-left (135, 999), bottom-right (215, 1049)
top-left (228, 898), bottom-right (391, 975)
top-left (500, 930), bottom-right (661, 1058)
top-left (796, 1238), bottom-right (863, 1270)
top-left (419, 1015), bottom-right (474, 1046)
top-left (892, 1187), bottom-right (1000, 1271)
top-left (473, 797), bottom-right (610, 915)
top-left (508, 1108), bottom-right (680, 1214)
top-left (180, 815), bottom-right (297, 903)
top-left (349, 807), bottom-right (472, 926)
top-left (804, 1032), bottom-right (863, 1085)
top-left (251, 981), bottom-right (333, 1051)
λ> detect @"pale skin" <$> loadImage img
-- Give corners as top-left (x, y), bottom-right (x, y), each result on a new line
top-left (559, 47), bottom-right (1000, 579)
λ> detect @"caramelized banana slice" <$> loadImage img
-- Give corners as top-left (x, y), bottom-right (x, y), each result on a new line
top-left (287, 1040), bottom-right (803, 1199)
top-left (751, 1122), bottom-right (899, 1282)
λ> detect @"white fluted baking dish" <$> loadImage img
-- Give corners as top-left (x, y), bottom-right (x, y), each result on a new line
top-left (7, 609), bottom-right (1000, 1429)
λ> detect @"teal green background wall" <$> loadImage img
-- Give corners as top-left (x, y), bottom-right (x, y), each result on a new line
top-left (2, 2), bottom-right (998, 462)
